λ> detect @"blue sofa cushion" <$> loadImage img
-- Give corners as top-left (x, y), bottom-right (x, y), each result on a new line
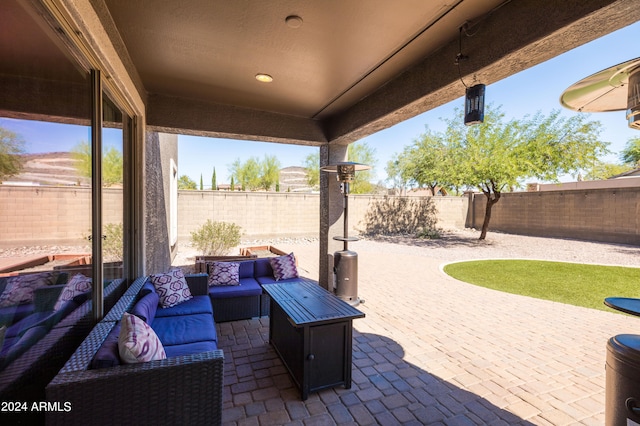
top-left (0, 303), bottom-right (35, 326)
top-left (209, 278), bottom-right (262, 299)
top-left (130, 290), bottom-right (159, 324)
top-left (155, 295), bottom-right (212, 317)
top-left (5, 299), bottom-right (78, 338)
top-left (164, 341), bottom-right (218, 358)
top-left (0, 325), bottom-right (48, 370)
top-left (90, 323), bottom-right (121, 369)
top-left (152, 314), bottom-right (217, 346)
top-left (254, 258), bottom-right (273, 278)
top-left (238, 261), bottom-right (255, 279)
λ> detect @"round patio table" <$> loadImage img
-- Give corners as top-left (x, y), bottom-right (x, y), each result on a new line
top-left (605, 297), bottom-right (640, 317)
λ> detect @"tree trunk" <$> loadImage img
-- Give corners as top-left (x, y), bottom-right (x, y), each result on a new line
top-left (479, 192), bottom-right (501, 240)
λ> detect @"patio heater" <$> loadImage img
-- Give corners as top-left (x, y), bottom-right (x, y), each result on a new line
top-left (321, 162), bottom-right (370, 306)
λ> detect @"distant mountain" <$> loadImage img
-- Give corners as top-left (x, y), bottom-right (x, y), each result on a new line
top-left (279, 166), bottom-right (314, 192)
top-left (2, 152), bottom-right (88, 186)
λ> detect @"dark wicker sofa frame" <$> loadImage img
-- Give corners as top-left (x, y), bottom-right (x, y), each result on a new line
top-left (46, 276), bottom-right (224, 426)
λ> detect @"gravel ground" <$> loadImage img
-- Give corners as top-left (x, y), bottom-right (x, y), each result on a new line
top-left (171, 228), bottom-right (640, 277)
top-left (5, 229), bottom-right (638, 274)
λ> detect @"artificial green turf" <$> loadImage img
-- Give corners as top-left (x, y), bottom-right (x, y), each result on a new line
top-left (442, 260), bottom-right (640, 311)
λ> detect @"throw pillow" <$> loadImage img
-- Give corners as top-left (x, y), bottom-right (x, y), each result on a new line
top-left (208, 262), bottom-right (240, 286)
top-left (118, 312), bottom-right (166, 364)
top-left (269, 253), bottom-right (299, 281)
top-left (0, 272), bottom-right (58, 308)
top-left (149, 268), bottom-right (193, 308)
top-left (53, 273), bottom-right (92, 311)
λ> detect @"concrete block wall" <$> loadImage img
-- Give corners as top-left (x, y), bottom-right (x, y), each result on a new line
top-left (178, 192), bottom-right (468, 241)
top-left (469, 188), bottom-right (640, 245)
top-left (178, 191), bottom-right (320, 240)
top-left (3, 185), bottom-right (639, 249)
top-left (0, 186), bottom-right (122, 247)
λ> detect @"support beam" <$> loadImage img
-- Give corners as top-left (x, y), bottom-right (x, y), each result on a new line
top-left (147, 93), bottom-right (327, 146)
top-left (325, 0), bottom-right (640, 145)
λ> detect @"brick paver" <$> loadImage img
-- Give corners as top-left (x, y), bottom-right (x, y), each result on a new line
top-left (217, 240), bottom-right (639, 425)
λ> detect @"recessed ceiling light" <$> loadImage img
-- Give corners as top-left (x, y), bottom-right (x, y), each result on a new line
top-left (285, 15), bottom-right (303, 29)
top-left (255, 73), bottom-right (273, 83)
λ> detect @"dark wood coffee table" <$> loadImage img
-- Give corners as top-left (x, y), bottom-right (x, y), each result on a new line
top-left (262, 280), bottom-right (365, 400)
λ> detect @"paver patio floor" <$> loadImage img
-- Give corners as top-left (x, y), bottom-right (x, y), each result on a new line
top-left (216, 233), bottom-right (640, 425)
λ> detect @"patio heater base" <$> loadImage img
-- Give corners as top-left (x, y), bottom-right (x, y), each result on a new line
top-left (334, 250), bottom-right (363, 306)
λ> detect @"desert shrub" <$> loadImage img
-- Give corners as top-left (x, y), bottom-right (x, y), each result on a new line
top-left (359, 196), bottom-right (438, 237)
top-left (103, 222), bottom-right (124, 261)
top-left (190, 220), bottom-right (242, 255)
top-left (416, 227), bottom-right (441, 239)
top-left (83, 222), bottom-right (123, 262)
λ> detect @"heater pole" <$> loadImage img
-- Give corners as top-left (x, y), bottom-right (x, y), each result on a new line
top-left (343, 182), bottom-right (349, 250)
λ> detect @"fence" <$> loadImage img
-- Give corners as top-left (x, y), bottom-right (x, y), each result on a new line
top-left (468, 187), bottom-right (640, 245)
top-left (1, 185), bottom-right (639, 248)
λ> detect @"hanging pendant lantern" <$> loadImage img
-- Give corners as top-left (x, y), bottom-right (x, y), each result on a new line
top-left (464, 83), bottom-right (485, 125)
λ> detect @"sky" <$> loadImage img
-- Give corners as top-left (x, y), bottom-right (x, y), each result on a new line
top-left (2, 20), bottom-right (639, 186)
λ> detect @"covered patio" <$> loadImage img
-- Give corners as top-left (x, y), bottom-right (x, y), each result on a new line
top-left (2, 1), bottom-right (640, 424)
top-left (217, 234), bottom-right (640, 424)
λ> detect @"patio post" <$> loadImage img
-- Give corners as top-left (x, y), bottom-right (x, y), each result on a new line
top-left (319, 144), bottom-right (348, 290)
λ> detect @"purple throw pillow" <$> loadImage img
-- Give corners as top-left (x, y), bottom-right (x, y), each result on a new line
top-left (54, 273), bottom-right (92, 311)
top-left (149, 268), bottom-right (193, 308)
top-left (0, 272), bottom-right (59, 308)
top-left (208, 262), bottom-right (240, 286)
top-left (269, 253), bottom-right (299, 281)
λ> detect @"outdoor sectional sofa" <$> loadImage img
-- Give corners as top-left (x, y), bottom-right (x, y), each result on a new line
top-left (46, 274), bottom-right (224, 426)
top-left (0, 276), bottom-right (126, 425)
top-left (45, 255), bottom-right (309, 425)
top-left (0, 272), bottom-right (68, 326)
top-left (207, 256), bottom-right (305, 322)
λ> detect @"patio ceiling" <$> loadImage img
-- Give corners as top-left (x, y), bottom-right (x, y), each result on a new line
top-left (2, 0), bottom-right (640, 146)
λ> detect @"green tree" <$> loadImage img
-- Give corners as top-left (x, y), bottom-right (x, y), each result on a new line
top-left (212, 167), bottom-right (217, 190)
top-left (178, 174), bottom-right (197, 190)
top-left (443, 105), bottom-right (608, 239)
top-left (387, 129), bottom-right (450, 195)
top-left (584, 162), bottom-right (633, 180)
top-left (71, 140), bottom-right (92, 180)
top-left (620, 136), bottom-right (640, 167)
top-left (0, 127), bottom-right (25, 181)
top-left (260, 154), bottom-right (281, 191)
top-left (302, 142), bottom-right (377, 193)
top-left (102, 146), bottom-right (123, 186)
top-left (71, 141), bottom-right (123, 186)
top-left (230, 176), bottom-right (235, 191)
top-left (348, 142), bottom-right (377, 194)
top-left (199, 173), bottom-right (203, 190)
top-left (303, 151), bottom-right (320, 191)
top-left (229, 156), bottom-right (269, 191)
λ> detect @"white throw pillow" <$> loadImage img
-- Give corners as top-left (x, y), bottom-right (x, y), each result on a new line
top-left (118, 312), bottom-right (166, 364)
